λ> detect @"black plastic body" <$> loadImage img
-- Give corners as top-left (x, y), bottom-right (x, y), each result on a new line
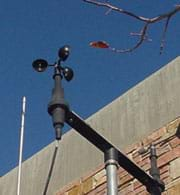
top-left (48, 67), bottom-right (68, 140)
top-left (149, 144), bottom-right (165, 194)
top-left (105, 147), bottom-right (119, 162)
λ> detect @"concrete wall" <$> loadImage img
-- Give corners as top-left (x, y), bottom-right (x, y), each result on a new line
top-left (0, 56), bottom-right (180, 195)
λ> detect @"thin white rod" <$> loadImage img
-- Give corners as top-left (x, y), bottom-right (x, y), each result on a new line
top-left (17, 96), bottom-right (26, 195)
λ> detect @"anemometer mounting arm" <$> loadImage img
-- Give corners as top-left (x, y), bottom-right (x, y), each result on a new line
top-left (65, 110), bottom-right (165, 194)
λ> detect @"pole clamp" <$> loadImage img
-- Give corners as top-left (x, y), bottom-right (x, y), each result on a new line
top-left (105, 159), bottom-right (119, 169)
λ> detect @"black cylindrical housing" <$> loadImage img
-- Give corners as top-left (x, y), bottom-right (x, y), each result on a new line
top-left (104, 147), bottom-right (119, 162)
top-left (149, 144), bottom-right (160, 180)
top-left (51, 107), bottom-right (65, 126)
top-left (148, 144), bottom-right (165, 194)
top-left (48, 67), bottom-right (69, 140)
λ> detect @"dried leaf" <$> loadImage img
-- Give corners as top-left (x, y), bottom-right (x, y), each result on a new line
top-left (89, 41), bottom-right (109, 49)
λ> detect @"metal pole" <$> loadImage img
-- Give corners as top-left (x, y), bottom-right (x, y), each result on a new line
top-left (105, 147), bottom-right (119, 195)
top-left (149, 144), bottom-right (164, 195)
top-left (17, 96), bottom-right (26, 195)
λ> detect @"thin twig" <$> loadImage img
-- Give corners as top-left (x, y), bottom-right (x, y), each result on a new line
top-left (160, 17), bottom-right (170, 54)
top-left (110, 23), bottom-right (149, 53)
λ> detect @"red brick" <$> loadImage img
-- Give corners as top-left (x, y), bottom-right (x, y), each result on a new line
top-left (133, 154), bottom-right (142, 164)
top-left (119, 174), bottom-right (133, 186)
top-left (142, 127), bottom-right (166, 147)
top-left (121, 183), bottom-right (133, 191)
top-left (163, 176), bottom-right (172, 185)
top-left (68, 185), bottom-right (82, 195)
top-left (138, 191), bottom-right (149, 195)
top-left (118, 169), bottom-right (129, 178)
top-left (158, 146), bottom-right (180, 167)
top-left (166, 118), bottom-right (180, 133)
top-left (81, 177), bottom-right (94, 194)
top-left (141, 162), bottom-right (151, 172)
top-left (133, 180), bottom-right (142, 190)
top-left (88, 183), bottom-right (106, 195)
top-left (142, 137), bottom-right (154, 147)
top-left (138, 156), bottom-right (150, 168)
top-left (96, 183), bottom-right (107, 192)
top-left (160, 165), bottom-right (169, 175)
top-left (157, 144), bottom-right (171, 157)
top-left (97, 189), bottom-right (107, 195)
top-left (161, 170), bottom-right (170, 180)
top-left (132, 150), bottom-right (140, 158)
top-left (125, 142), bottom-right (142, 154)
top-left (119, 183), bottom-right (134, 195)
top-left (118, 167), bottom-right (125, 174)
top-left (169, 136), bottom-right (180, 148)
top-left (149, 127), bottom-right (167, 141)
top-left (120, 192), bottom-right (134, 195)
top-left (134, 185), bottom-right (146, 194)
top-left (86, 190), bottom-right (96, 195)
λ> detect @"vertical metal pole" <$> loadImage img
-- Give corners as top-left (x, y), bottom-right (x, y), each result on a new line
top-left (149, 144), bottom-right (164, 195)
top-left (105, 147), bottom-right (119, 195)
top-left (17, 96), bottom-right (26, 195)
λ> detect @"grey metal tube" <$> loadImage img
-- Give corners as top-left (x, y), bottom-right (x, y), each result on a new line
top-left (149, 144), bottom-right (163, 195)
top-left (105, 159), bottom-right (118, 195)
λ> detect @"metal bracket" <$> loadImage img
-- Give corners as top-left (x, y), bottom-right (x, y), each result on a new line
top-left (65, 110), bottom-right (165, 194)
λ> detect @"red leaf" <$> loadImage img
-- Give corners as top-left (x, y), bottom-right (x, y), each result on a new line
top-left (89, 41), bottom-right (109, 49)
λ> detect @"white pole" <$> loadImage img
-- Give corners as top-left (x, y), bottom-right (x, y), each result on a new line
top-left (17, 96), bottom-right (26, 195)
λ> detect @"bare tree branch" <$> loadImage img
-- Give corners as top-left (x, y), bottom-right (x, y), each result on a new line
top-left (83, 0), bottom-right (180, 53)
top-left (110, 23), bottom-right (149, 53)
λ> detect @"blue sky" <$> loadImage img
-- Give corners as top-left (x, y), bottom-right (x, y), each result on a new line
top-left (0, 0), bottom-right (179, 176)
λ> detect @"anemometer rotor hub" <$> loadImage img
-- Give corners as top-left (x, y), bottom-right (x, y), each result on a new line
top-left (32, 45), bottom-right (74, 81)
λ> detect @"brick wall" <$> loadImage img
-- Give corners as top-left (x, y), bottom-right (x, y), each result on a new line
top-left (56, 117), bottom-right (180, 195)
